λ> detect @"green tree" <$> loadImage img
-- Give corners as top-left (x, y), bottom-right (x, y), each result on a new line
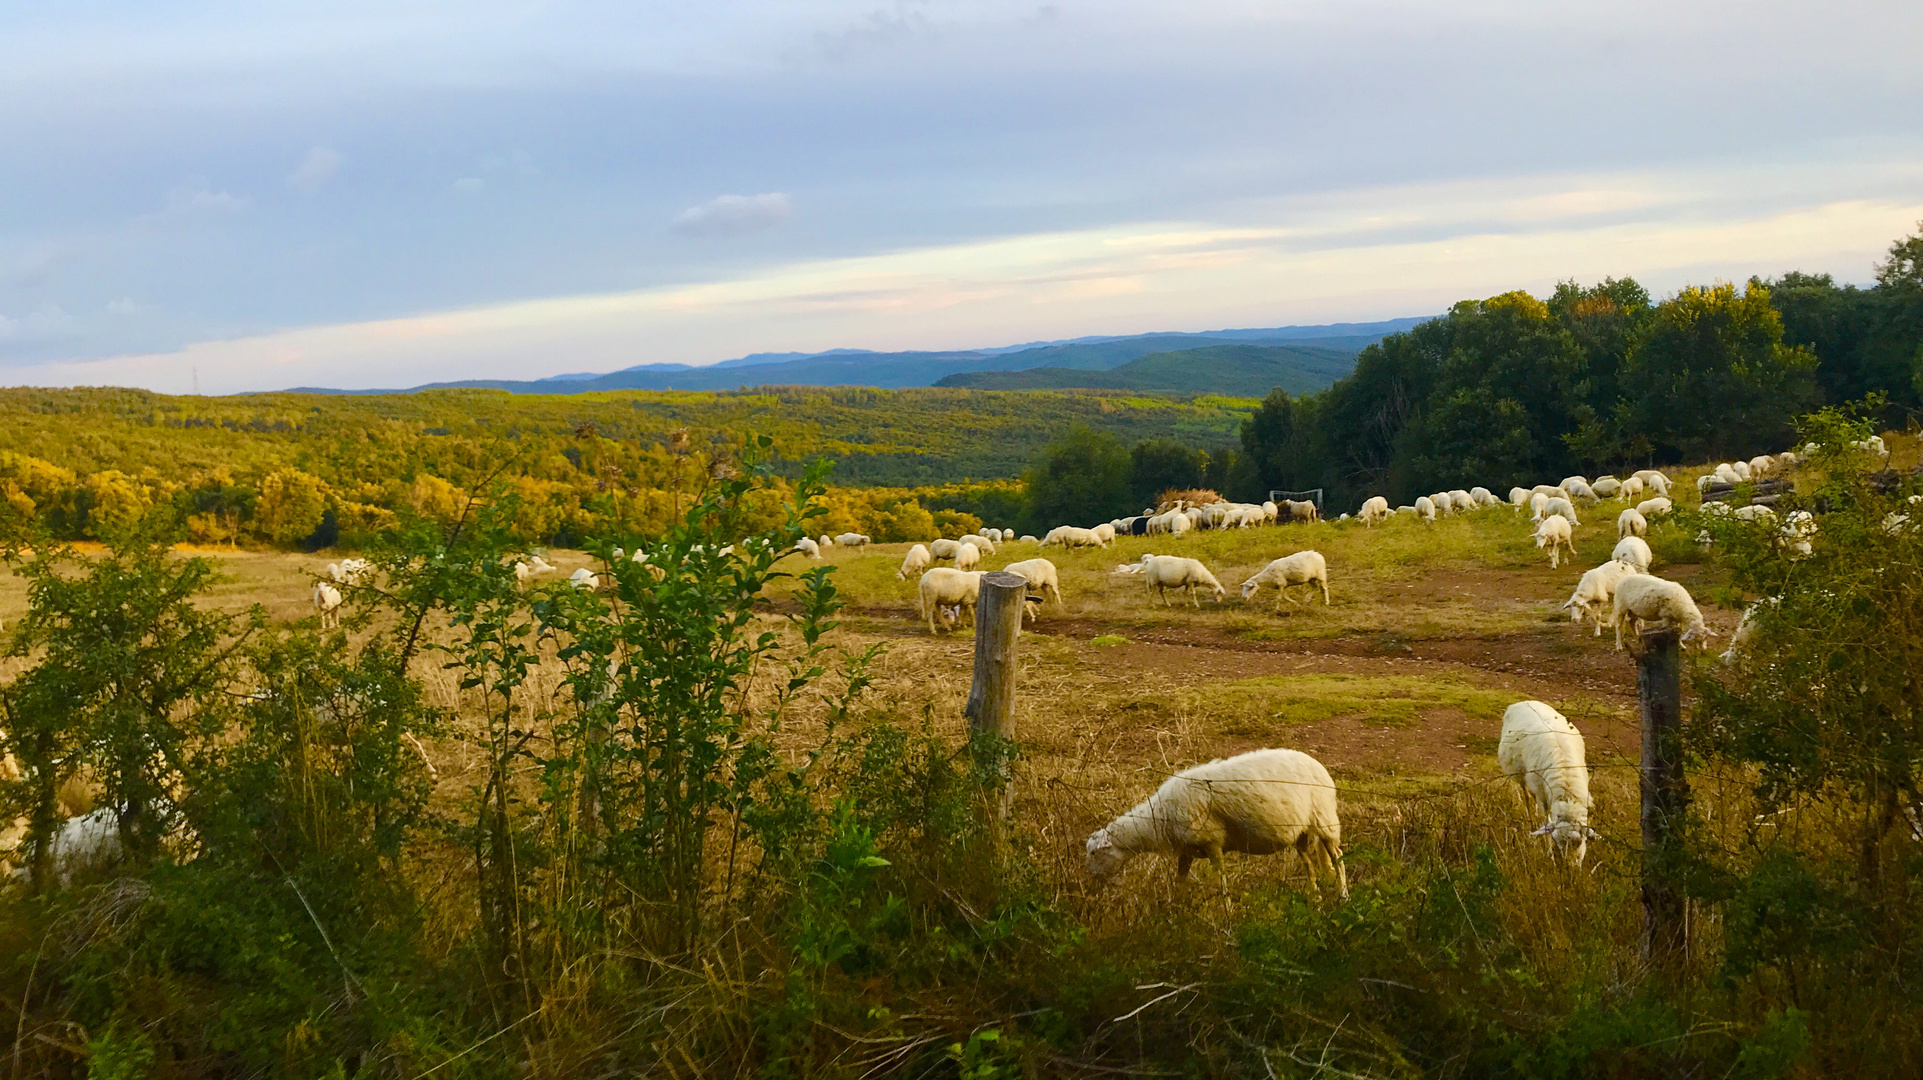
top-left (1128, 437), bottom-right (1206, 506)
top-left (1620, 281), bottom-right (1819, 461)
top-left (1020, 425), bottom-right (1133, 532)
top-left (256, 467), bottom-right (330, 544)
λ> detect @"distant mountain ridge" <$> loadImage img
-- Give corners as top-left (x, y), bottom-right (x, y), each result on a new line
top-left (281, 316), bottom-right (1430, 395)
top-left (934, 343), bottom-right (1358, 396)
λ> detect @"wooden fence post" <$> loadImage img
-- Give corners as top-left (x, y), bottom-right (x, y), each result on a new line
top-left (1638, 628), bottom-right (1688, 966)
top-left (964, 571), bottom-right (1027, 739)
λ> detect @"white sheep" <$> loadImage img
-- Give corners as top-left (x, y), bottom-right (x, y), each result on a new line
top-left (1241, 551), bottom-right (1331, 607)
top-left (1591, 477), bottom-right (1622, 499)
top-left (1528, 492), bottom-right (1550, 519)
top-left (1539, 496), bottom-right (1580, 526)
top-left (1611, 535), bottom-right (1653, 573)
top-left (834, 533), bottom-right (871, 548)
top-left (1042, 525), bottom-right (1109, 548)
top-left (11, 808), bottom-right (123, 886)
top-left (1508, 486), bottom-right (1532, 510)
top-left (1559, 475), bottom-right (1590, 492)
top-left (1414, 496), bottom-right (1438, 522)
top-left (1471, 486), bottom-right (1500, 508)
top-left (1447, 489), bottom-right (1475, 513)
top-left (1747, 455), bottom-right (1775, 479)
top-left (327, 557), bottom-right (372, 585)
top-left (569, 567), bottom-right (601, 591)
top-left (959, 532), bottom-right (998, 555)
top-left (818, 534), bottom-right (835, 549)
top-left (794, 536), bottom-right (822, 559)
top-left (1563, 479), bottom-right (1599, 504)
top-left (897, 543), bottom-right (932, 580)
top-left (1357, 496), bottom-right (1390, 527)
top-left (1426, 493), bottom-right (1453, 516)
top-left (1611, 574), bottom-right (1714, 651)
top-left (1497, 701), bottom-right (1598, 865)
top-left (1534, 513), bottom-right (1576, 569)
top-left (1617, 507), bottom-right (1647, 539)
top-left (916, 568), bottom-right (983, 634)
top-left (1000, 557), bottom-right (1064, 605)
top-left (1561, 558), bottom-right (1638, 635)
top-left (1142, 555), bottom-right (1226, 607)
top-left (1084, 747), bottom-right (1347, 896)
top-left (1093, 523), bottom-right (1118, 544)
top-left (954, 541), bottom-right (982, 571)
top-left (1618, 475), bottom-right (1645, 502)
top-left (1636, 496), bottom-right (1672, 518)
top-left (1777, 509), bottom-right (1816, 557)
top-left (930, 538), bottom-right (961, 560)
top-left (1019, 534), bottom-right (1039, 543)
top-left (312, 582), bottom-right (344, 628)
top-left (1395, 505), bottom-right (1416, 517)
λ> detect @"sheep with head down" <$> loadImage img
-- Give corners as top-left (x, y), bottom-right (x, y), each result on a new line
top-left (916, 568), bottom-right (983, 634)
top-left (1534, 514), bottom-right (1576, 569)
top-left (1085, 747), bottom-right (1347, 896)
top-left (1611, 535), bottom-right (1652, 573)
top-left (1142, 555), bottom-right (1225, 607)
top-left (1357, 496), bottom-right (1390, 527)
top-left (1241, 551), bottom-right (1330, 608)
top-left (1611, 573), bottom-right (1714, 653)
top-left (953, 541), bottom-right (982, 571)
top-left (1561, 558), bottom-right (1638, 635)
top-left (1498, 701), bottom-right (1598, 865)
top-left (897, 543), bottom-right (931, 580)
top-left (1617, 507), bottom-right (1647, 539)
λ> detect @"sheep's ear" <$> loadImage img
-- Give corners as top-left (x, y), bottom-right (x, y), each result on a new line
top-left (1585, 826), bottom-right (1601, 840)
top-left (1530, 823), bottom-right (1553, 836)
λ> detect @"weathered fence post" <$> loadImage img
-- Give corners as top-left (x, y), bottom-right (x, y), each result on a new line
top-left (964, 571), bottom-right (1027, 739)
top-left (1638, 628), bottom-right (1688, 966)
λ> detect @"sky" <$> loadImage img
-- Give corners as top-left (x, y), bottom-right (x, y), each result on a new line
top-left (2, 0), bottom-right (1920, 395)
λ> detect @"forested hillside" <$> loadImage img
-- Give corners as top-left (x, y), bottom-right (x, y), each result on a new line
top-left (0, 385), bottom-right (1248, 548)
top-left (1225, 228), bottom-right (1923, 513)
top-left (933, 342), bottom-right (1358, 395)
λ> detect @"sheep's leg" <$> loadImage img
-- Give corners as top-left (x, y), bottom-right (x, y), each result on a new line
top-left (1205, 842), bottom-right (1226, 894)
top-left (1327, 840), bottom-right (1349, 899)
top-left (1321, 580), bottom-right (1331, 605)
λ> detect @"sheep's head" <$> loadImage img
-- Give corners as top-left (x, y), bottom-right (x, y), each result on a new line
top-left (1084, 829), bottom-right (1129, 881)
top-left (1534, 820), bottom-right (1600, 864)
top-left (1239, 577), bottom-right (1261, 600)
top-left (1680, 622), bottom-right (1718, 648)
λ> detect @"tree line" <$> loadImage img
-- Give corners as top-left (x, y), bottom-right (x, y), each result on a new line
top-left (1020, 225), bottom-right (1923, 523)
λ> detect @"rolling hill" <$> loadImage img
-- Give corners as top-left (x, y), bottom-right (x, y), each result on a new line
top-left (932, 342), bottom-right (1357, 396)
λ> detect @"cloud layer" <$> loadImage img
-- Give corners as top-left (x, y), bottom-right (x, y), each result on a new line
top-left (1, 1), bottom-right (1919, 389)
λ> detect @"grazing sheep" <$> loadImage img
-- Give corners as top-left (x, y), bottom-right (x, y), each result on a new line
top-left (1427, 492), bottom-right (1453, 516)
top-left (1534, 514), bottom-right (1576, 569)
top-left (1357, 496), bottom-right (1390, 527)
top-left (1000, 557), bottom-right (1064, 605)
top-left (1279, 500), bottom-right (1319, 523)
top-left (1509, 486), bottom-right (1532, 510)
top-left (1611, 535), bottom-right (1653, 573)
top-left (1414, 496), bottom-right (1437, 522)
top-left (1532, 484), bottom-right (1565, 498)
top-left (528, 555), bottom-right (556, 574)
top-left (1563, 479), bottom-right (1599, 504)
top-left (794, 537), bottom-right (822, 559)
top-left (834, 533), bottom-right (871, 548)
top-left (12, 808), bottom-right (123, 886)
top-left (958, 533), bottom-right (997, 555)
top-left (954, 541), bottom-right (982, 571)
top-left (897, 543), bottom-right (932, 580)
top-left (1085, 748), bottom-right (1347, 896)
top-left (568, 567), bottom-right (601, 591)
top-left (1611, 574), bottom-right (1714, 651)
top-left (1020, 534), bottom-right (1039, 543)
top-left (931, 538), bottom-right (962, 560)
top-left (312, 582), bottom-right (344, 628)
top-left (1497, 702), bottom-right (1598, 865)
top-left (818, 535), bottom-right (835, 550)
top-left (1632, 470), bottom-right (1668, 497)
top-left (1528, 492), bottom-right (1550, 519)
top-left (1734, 504), bottom-right (1777, 524)
top-left (1561, 558), bottom-right (1639, 635)
top-left (513, 560), bottom-right (536, 586)
top-left (1617, 507), bottom-right (1648, 539)
top-left (1142, 555), bottom-right (1226, 607)
top-left (1591, 477), bottom-right (1622, 499)
top-left (1445, 490), bottom-right (1473, 513)
top-left (917, 568), bottom-right (984, 634)
top-left (1041, 525), bottom-right (1108, 549)
top-left (1559, 475), bottom-right (1590, 492)
top-left (1636, 496), bottom-right (1672, 518)
top-left (1395, 505), bottom-right (1416, 517)
top-left (1748, 455), bottom-right (1775, 478)
top-left (1540, 496), bottom-right (1580, 526)
top-left (1093, 522), bottom-right (1118, 544)
top-left (1241, 551), bottom-right (1331, 607)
